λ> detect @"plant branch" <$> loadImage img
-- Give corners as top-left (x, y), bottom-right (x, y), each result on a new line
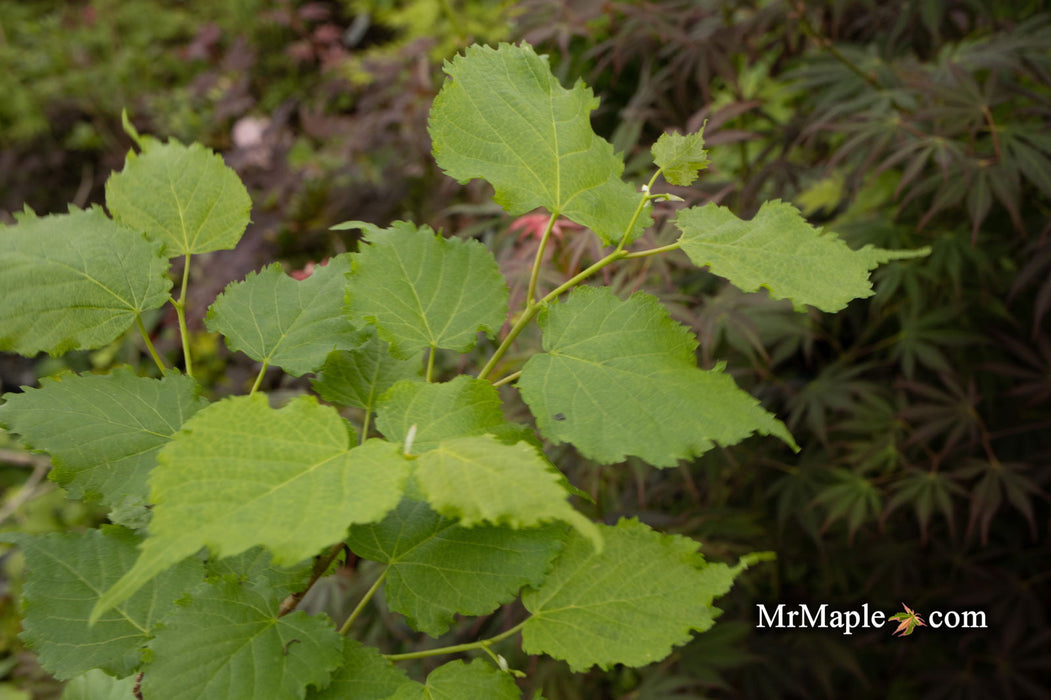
top-left (477, 248), bottom-right (626, 381)
top-left (278, 542), bottom-right (347, 618)
top-left (383, 619), bottom-right (528, 661)
top-left (614, 171), bottom-right (662, 254)
top-left (339, 567), bottom-right (389, 635)
top-left (0, 458), bottom-right (52, 525)
top-left (790, 0), bottom-right (882, 91)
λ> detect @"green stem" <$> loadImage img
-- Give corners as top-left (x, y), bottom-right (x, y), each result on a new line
top-left (339, 567), bottom-right (389, 635)
top-left (478, 172), bottom-right (671, 382)
top-left (383, 619), bottom-right (528, 661)
top-left (359, 409), bottom-right (372, 446)
top-left (526, 212), bottom-right (559, 303)
top-left (622, 241), bottom-right (683, 259)
top-left (491, 370), bottom-right (521, 388)
top-left (135, 314), bottom-right (167, 375)
top-left (174, 254), bottom-right (194, 378)
top-left (425, 345), bottom-right (436, 382)
top-left (614, 171), bottom-right (662, 254)
top-left (249, 360), bottom-right (269, 396)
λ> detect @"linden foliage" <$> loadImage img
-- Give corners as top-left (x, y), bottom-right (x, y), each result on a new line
top-left (0, 43), bottom-right (926, 699)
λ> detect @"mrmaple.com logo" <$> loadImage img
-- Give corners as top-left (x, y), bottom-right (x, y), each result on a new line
top-left (756, 602), bottom-right (987, 636)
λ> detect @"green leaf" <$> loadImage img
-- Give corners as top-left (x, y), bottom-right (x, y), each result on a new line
top-left (429, 43), bottom-right (649, 246)
top-left (142, 579), bottom-right (342, 700)
top-left (311, 329), bottom-right (422, 411)
top-left (518, 286), bottom-right (796, 466)
top-left (105, 139), bottom-right (251, 256)
top-left (376, 375), bottom-right (514, 453)
top-left (347, 497), bottom-right (564, 636)
top-left (0, 527), bottom-right (203, 680)
top-left (0, 367), bottom-right (206, 509)
top-left (345, 221), bottom-right (508, 357)
top-left (416, 435), bottom-right (601, 549)
top-left (522, 518), bottom-right (750, 671)
top-left (92, 395), bottom-right (410, 622)
top-left (206, 256), bottom-right (362, 376)
top-left (308, 640), bottom-right (410, 700)
top-left (675, 200), bottom-right (930, 312)
top-left (386, 659), bottom-right (521, 700)
top-left (0, 207), bottom-right (171, 356)
top-left (61, 670), bottom-right (137, 700)
top-left (652, 129), bottom-right (710, 186)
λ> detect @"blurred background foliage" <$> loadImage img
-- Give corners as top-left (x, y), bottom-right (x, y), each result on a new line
top-left (1, 1), bottom-right (1049, 698)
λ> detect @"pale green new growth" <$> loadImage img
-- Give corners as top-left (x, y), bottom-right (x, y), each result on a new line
top-left (105, 139), bottom-right (251, 256)
top-left (676, 200), bottom-right (931, 312)
top-left (308, 640), bottom-right (410, 700)
top-left (415, 434), bottom-right (602, 549)
top-left (0, 368), bottom-right (206, 510)
top-left (652, 129), bottom-right (710, 186)
top-left (206, 255), bottom-right (362, 376)
top-left (0, 207), bottom-right (171, 356)
top-left (345, 221), bottom-right (508, 357)
top-left (521, 518), bottom-right (739, 671)
top-left (143, 579), bottom-right (342, 700)
top-left (346, 498), bottom-right (562, 635)
top-left (0, 528), bottom-right (203, 680)
top-left (519, 286), bottom-right (796, 466)
top-left (92, 395), bottom-right (410, 622)
top-left (385, 659), bottom-right (521, 700)
top-left (429, 43), bottom-right (649, 246)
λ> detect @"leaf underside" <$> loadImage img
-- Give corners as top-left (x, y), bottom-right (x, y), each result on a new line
top-left (346, 221), bottom-right (508, 357)
top-left (429, 42), bottom-right (649, 246)
top-left (206, 255), bottom-right (362, 376)
top-left (347, 497), bottom-right (564, 636)
top-left (93, 395), bottom-right (410, 622)
top-left (518, 286), bottom-right (796, 466)
top-left (0, 367), bottom-right (206, 510)
top-left (522, 518), bottom-right (741, 672)
top-left (143, 579), bottom-right (342, 700)
top-left (105, 139), bottom-right (251, 256)
top-left (0, 207), bottom-right (171, 356)
top-left (676, 200), bottom-right (930, 312)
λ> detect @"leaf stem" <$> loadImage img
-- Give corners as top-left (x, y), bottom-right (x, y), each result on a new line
top-left (249, 360), bottom-right (269, 396)
top-left (491, 370), bottom-right (522, 388)
top-left (173, 253), bottom-right (194, 378)
top-left (614, 171), bottom-right (662, 254)
top-left (383, 619), bottom-right (528, 661)
top-left (527, 212), bottom-right (560, 303)
top-left (425, 344), bottom-right (437, 382)
top-left (339, 567), bottom-right (389, 635)
top-left (135, 314), bottom-right (167, 375)
top-left (359, 409), bottom-right (372, 445)
top-left (622, 241), bottom-right (683, 259)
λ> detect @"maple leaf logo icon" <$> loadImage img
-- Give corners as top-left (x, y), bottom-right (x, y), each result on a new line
top-left (889, 603), bottom-right (927, 636)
